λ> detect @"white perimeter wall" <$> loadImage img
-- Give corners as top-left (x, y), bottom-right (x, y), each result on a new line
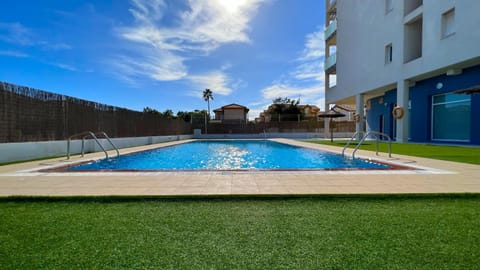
top-left (193, 132), bottom-right (354, 140)
top-left (0, 135), bottom-right (193, 163)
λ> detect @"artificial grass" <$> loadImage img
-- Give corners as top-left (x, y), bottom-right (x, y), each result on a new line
top-left (307, 140), bottom-right (480, 165)
top-left (1, 196), bottom-right (479, 269)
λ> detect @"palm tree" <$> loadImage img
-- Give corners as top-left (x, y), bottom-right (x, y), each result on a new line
top-left (202, 88), bottom-right (214, 120)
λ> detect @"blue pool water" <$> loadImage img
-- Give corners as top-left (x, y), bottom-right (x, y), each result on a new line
top-left (69, 140), bottom-right (390, 171)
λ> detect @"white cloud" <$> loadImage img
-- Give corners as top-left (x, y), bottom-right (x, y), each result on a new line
top-left (298, 29), bottom-right (325, 61)
top-left (0, 22), bottom-right (72, 50)
top-left (0, 22), bottom-right (33, 45)
top-left (111, 49), bottom-right (187, 81)
top-left (115, 0), bottom-right (267, 84)
top-left (292, 61), bottom-right (324, 81)
top-left (50, 62), bottom-right (78, 71)
top-left (247, 108), bottom-right (266, 120)
top-left (42, 42), bottom-right (72, 50)
top-left (129, 0), bottom-right (166, 23)
top-left (247, 82), bottom-right (325, 119)
top-left (0, 50), bottom-right (29, 58)
top-left (188, 71), bottom-right (232, 96)
top-left (316, 97), bottom-right (326, 109)
top-left (248, 26), bottom-right (327, 118)
top-left (261, 83), bottom-right (325, 103)
top-left (178, 0), bottom-right (264, 47)
top-left (220, 63), bottom-right (232, 71)
top-left (293, 28), bottom-right (325, 82)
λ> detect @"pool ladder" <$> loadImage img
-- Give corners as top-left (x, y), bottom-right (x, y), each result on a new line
top-left (342, 131), bottom-right (392, 159)
top-left (66, 131), bottom-right (119, 160)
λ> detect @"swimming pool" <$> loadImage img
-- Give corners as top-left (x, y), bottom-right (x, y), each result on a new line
top-left (68, 140), bottom-right (391, 171)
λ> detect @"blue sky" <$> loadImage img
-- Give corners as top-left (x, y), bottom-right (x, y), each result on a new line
top-left (0, 0), bottom-right (326, 119)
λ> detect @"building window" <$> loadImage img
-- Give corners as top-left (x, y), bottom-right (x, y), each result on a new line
top-left (432, 92), bottom-right (471, 141)
top-left (386, 0), bottom-right (393, 13)
top-left (328, 74), bottom-right (337, 88)
top-left (442, 8), bottom-right (455, 38)
top-left (385, 43), bottom-right (393, 64)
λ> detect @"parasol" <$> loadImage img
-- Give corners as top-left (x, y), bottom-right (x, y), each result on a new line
top-left (318, 110), bottom-right (346, 142)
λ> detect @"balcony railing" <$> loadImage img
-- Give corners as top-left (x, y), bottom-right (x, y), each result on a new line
top-left (324, 19), bottom-right (337, 41)
top-left (325, 53), bottom-right (336, 72)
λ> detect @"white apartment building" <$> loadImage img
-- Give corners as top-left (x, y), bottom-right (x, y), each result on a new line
top-left (324, 0), bottom-right (480, 145)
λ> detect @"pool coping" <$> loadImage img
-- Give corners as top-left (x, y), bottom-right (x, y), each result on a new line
top-left (0, 138), bottom-right (479, 196)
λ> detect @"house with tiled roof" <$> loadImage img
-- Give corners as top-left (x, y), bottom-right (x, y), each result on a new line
top-left (213, 103), bottom-right (249, 123)
top-left (298, 104), bottom-right (321, 118)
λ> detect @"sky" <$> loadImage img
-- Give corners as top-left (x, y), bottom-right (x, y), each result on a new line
top-left (0, 0), bottom-right (326, 119)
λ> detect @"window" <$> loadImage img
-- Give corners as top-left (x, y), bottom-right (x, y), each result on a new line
top-left (442, 8), bottom-right (455, 38)
top-left (385, 43), bottom-right (393, 64)
top-left (386, 0), bottom-right (393, 13)
top-left (328, 74), bottom-right (337, 88)
top-left (432, 92), bottom-right (471, 141)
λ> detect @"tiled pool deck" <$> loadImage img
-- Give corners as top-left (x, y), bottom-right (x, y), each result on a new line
top-left (0, 139), bottom-right (479, 196)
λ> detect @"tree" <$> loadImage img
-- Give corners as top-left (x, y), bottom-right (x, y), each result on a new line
top-left (267, 97), bottom-right (302, 121)
top-left (144, 107), bottom-right (177, 118)
top-left (202, 88), bottom-right (214, 119)
top-left (272, 97), bottom-right (300, 106)
top-left (177, 110), bottom-right (208, 123)
top-left (143, 107), bottom-right (161, 116)
top-left (176, 111), bottom-right (191, 122)
top-left (162, 109), bottom-right (174, 119)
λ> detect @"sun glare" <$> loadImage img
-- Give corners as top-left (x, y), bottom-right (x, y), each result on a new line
top-left (217, 0), bottom-right (249, 14)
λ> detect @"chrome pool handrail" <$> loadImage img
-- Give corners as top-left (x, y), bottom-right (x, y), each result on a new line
top-left (342, 131), bottom-right (366, 157)
top-left (66, 131), bottom-right (119, 160)
top-left (352, 131), bottom-right (392, 159)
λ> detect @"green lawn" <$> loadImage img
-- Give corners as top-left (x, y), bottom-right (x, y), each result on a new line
top-left (1, 196), bottom-right (480, 269)
top-left (307, 140), bottom-right (480, 165)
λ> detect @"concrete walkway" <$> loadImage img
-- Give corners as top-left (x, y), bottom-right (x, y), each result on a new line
top-left (0, 139), bottom-right (479, 196)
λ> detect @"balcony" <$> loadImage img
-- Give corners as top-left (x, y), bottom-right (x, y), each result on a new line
top-left (327, 0), bottom-right (337, 22)
top-left (327, 0), bottom-right (337, 11)
top-left (324, 19), bottom-right (337, 42)
top-left (324, 53), bottom-right (336, 73)
top-left (404, 0), bottom-right (422, 16)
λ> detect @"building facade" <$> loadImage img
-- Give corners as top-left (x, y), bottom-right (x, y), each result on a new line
top-left (299, 105), bottom-right (321, 119)
top-left (213, 103), bottom-right (249, 123)
top-left (325, 0), bottom-right (480, 145)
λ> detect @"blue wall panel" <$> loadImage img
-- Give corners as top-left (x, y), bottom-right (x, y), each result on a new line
top-left (366, 89), bottom-right (396, 138)
top-left (409, 65), bottom-right (480, 144)
top-left (366, 64), bottom-right (480, 144)
top-left (471, 93), bottom-right (480, 145)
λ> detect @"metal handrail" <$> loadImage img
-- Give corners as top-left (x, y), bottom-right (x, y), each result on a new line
top-left (67, 131), bottom-right (119, 160)
top-left (92, 132), bottom-right (119, 158)
top-left (352, 131), bottom-right (392, 159)
top-left (342, 131), bottom-right (366, 157)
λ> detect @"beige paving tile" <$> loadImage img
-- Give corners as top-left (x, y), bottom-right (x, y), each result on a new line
top-left (180, 176), bottom-right (211, 187)
top-left (173, 186), bottom-right (208, 195)
top-left (203, 185), bottom-right (232, 194)
top-left (256, 185), bottom-right (290, 194)
top-left (231, 184), bottom-right (259, 194)
top-left (142, 187), bottom-right (181, 195)
top-left (253, 177), bottom-right (281, 186)
top-left (232, 177), bottom-right (257, 186)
